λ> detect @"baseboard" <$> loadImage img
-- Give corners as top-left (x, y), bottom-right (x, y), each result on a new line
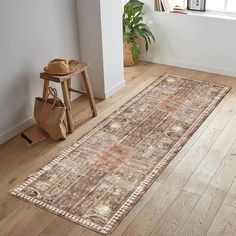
top-left (104, 80), bottom-right (126, 99)
top-left (140, 56), bottom-right (236, 77)
top-left (0, 116), bottom-right (35, 145)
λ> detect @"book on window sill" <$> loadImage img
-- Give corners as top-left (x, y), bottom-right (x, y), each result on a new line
top-left (170, 7), bottom-right (188, 14)
top-left (170, 10), bottom-right (188, 14)
top-left (155, 0), bottom-right (171, 12)
top-left (155, 0), bottom-right (161, 11)
top-left (21, 128), bottom-right (47, 146)
top-left (162, 0), bottom-right (171, 12)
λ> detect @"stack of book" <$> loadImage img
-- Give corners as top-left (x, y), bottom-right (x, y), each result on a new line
top-left (21, 128), bottom-right (47, 146)
top-left (155, 0), bottom-right (188, 14)
top-left (170, 6), bottom-right (188, 14)
top-left (155, 0), bottom-right (171, 12)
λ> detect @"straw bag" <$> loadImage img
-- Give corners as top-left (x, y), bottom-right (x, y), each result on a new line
top-left (34, 87), bottom-right (67, 140)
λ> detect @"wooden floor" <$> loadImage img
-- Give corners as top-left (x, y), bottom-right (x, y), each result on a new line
top-left (1, 62), bottom-right (236, 236)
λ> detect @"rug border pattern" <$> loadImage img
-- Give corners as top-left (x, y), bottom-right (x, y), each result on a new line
top-left (9, 73), bottom-right (231, 235)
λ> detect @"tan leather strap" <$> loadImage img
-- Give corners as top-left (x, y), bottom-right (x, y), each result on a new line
top-left (44, 87), bottom-right (58, 107)
top-left (42, 87), bottom-right (58, 124)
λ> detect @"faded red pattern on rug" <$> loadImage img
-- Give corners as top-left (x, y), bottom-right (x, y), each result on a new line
top-left (10, 74), bottom-right (230, 234)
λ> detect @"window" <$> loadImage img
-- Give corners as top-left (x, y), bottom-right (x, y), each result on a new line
top-left (207, 0), bottom-right (236, 13)
top-left (169, 0), bottom-right (236, 14)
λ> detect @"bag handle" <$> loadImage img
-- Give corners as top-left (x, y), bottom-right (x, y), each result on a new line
top-left (44, 87), bottom-right (58, 109)
top-left (42, 87), bottom-right (58, 124)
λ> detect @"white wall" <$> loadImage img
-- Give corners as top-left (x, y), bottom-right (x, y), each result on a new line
top-left (139, 0), bottom-right (236, 77)
top-left (0, 0), bottom-right (80, 144)
top-left (77, 0), bottom-right (125, 99)
top-left (77, 0), bottom-right (105, 98)
top-left (100, 0), bottom-right (125, 98)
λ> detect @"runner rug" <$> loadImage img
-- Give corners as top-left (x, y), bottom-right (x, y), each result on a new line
top-left (10, 74), bottom-right (230, 234)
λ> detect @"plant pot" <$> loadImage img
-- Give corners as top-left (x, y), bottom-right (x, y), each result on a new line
top-left (123, 41), bottom-right (140, 67)
top-left (123, 39), bottom-right (142, 67)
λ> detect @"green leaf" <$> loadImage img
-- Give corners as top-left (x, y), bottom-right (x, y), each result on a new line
top-left (123, 33), bottom-right (131, 42)
top-left (131, 16), bottom-right (142, 26)
top-left (131, 41), bottom-right (140, 62)
top-left (133, 28), bottom-right (143, 38)
top-left (144, 37), bottom-right (148, 51)
top-left (123, 0), bottom-right (155, 52)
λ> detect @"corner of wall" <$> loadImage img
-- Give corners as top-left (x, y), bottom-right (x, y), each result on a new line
top-left (0, 116), bottom-right (35, 145)
top-left (104, 79), bottom-right (126, 99)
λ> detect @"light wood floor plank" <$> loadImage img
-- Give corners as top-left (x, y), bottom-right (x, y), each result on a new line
top-left (209, 92), bottom-right (236, 130)
top-left (0, 204), bottom-right (39, 236)
top-left (183, 113), bottom-right (236, 196)
top-left (12, 209), bottom-right (55, 236)
top-left (37, 217), bottom-right (77, 236)
top-left (224, 178), bottom-right (236, 208)
top-left (150, 190), bottom-right (200, 236)
top-left (206, 203), bottom-right (236, 236)
top-left (180, 141), bottom-right (236, 236)
top-left (67, 227), bottom-right (97, 236)
top-left (0, 196), bottom-right (26, 223)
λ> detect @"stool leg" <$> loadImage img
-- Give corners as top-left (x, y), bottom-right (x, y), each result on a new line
top-left (61, 81), bottom-right (74, 134)
top-left (67, 78), bottom-right (72, 101)
top-left (43, 80), bottom-right (49, 99)
top-left (81, 70), bottom-right (97, 117)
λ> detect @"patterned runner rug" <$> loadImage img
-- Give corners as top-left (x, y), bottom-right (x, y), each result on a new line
top-left (10, 74), bottom-right (230, 234)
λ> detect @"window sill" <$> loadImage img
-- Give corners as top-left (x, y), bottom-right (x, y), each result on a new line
top-left (155, 11), bottom-right (236, 21)
top-left (188, 11), bottom-right (236, 20)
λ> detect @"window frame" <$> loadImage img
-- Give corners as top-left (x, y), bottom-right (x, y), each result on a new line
top-left (172, 0), bottom-right (236, 15)
top-left (206, 0), bottom-right (236, 15)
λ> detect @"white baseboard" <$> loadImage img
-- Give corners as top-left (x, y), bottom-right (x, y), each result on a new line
top-left (140, 56), bottom-right (236, 77)
top-left (0, 116), bottom-right (35, 145)
top-left (104, 80), bottom-right (126, 98)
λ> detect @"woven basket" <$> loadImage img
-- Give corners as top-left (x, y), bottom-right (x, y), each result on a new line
top-left (124, 42), bottom-right (135, 67)
top-left (123, 39), bottom-right (141, 67)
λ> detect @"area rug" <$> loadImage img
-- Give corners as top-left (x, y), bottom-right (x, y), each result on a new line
top-left (10, 74), bottom-right (230, 234)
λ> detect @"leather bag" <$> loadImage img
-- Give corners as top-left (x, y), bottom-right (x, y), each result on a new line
top-left (34, 87), bottom-right (67, 140)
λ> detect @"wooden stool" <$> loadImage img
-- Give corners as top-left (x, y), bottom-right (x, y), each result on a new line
top-left (40, 60), bottom-right (97, 134)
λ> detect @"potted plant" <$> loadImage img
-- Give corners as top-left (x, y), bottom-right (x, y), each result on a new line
top-left (123, 0), bottom-right (155, 67)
